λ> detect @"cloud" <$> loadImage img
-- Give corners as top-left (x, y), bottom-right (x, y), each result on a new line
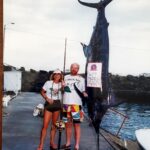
top-left (4, 0), bottom-right (150, 75)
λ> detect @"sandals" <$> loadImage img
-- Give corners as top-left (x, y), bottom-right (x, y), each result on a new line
top-left (37, 147), bottom-right (43, 150)
top-left (60, 144), bottom-right (71, 150)
top-left (50, 143), bottom-right (58, 150)
top-left (50, 145), bottom-right (57, 150)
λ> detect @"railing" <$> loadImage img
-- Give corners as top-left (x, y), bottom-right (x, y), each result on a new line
top-left (108, 108), bottom-right (128, 137)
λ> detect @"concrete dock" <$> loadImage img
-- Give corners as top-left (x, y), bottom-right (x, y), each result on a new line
top-left (2, 92), bottom-right (139, 150)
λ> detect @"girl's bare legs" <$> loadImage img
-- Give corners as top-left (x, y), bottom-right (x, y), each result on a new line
top-left (50, 110), bottom-right (60, 148)
top-left (37, 110), bottom-right (52, 150)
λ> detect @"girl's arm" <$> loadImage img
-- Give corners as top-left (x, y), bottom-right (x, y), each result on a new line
top-left (41, 88), bottom-right (53, 104)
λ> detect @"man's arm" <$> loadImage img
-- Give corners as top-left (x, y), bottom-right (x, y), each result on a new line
top-left (82, 91), bottom-right (88, 97)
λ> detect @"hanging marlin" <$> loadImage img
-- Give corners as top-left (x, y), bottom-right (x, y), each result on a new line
top-left (77, 0), bottom-right (113, 133)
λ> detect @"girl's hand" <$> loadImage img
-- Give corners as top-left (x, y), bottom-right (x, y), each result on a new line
top-left (61, 81), bottom-right (66, 87)
top-left (46, 98), bottom-right (53, 104)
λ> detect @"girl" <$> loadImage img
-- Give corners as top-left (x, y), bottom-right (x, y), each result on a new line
top-left (37, 69), bottom-right (63, 150)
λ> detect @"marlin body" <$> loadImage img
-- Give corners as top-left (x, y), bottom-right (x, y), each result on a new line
top-left (78, 0), bottom-right (112, 132)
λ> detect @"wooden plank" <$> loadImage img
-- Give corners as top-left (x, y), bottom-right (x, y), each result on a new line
top-left (2, 92), bottom-right (141, 150)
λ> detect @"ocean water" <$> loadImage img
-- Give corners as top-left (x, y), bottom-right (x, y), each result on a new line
top-left (100, 102), bottom-right (150, 140)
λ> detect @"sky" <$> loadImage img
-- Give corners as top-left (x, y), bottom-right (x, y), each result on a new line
top-left (4, 0), bottom-right (150, 75)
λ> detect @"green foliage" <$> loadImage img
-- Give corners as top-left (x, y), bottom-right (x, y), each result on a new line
top-left (110, 74), bottom-right (150, 91)
top-left (110, 74), bottom-right (150, 101)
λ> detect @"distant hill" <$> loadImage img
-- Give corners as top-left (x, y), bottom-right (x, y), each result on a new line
top-left (3, 64), bottom-right (150, 103)
top-left (110, 74), bottom-right (150, 103)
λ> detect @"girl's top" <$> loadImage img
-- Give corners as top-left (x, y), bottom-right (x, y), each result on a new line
top-left (42, 80), bottom-right (62, 100)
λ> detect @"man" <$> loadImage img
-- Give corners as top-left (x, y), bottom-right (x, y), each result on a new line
top-left (61, 63), bottom-right (88, 150)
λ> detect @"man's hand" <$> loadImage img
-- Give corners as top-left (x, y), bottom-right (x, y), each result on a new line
top-left (83, 91), bottom-right (88, 98)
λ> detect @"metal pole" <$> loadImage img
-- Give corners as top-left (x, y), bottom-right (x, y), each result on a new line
top-left (63, 38), bottom-right (67, 73)
top-left (58, 38), bottom-right (67, 150)
top-left (3, 25), bottom-right (6, 51)
top-left (1, 22), bottom-right (15, 150)
top-left (97, 133), bottom-right (100, 150)
top-left (3, 22), bottom-right (15, 59)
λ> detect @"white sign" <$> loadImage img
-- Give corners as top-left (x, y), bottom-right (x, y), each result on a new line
top-left (87, 62), bottom-right (102, 88)
top-left (4, 71), bottom-right (22, 92)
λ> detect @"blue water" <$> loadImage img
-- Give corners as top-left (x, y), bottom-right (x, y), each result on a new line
top-left (100, 103), bottom-right (150, 140)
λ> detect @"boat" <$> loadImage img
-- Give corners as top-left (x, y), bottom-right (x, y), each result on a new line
top-left (135, 128), bottom-right (150, 150)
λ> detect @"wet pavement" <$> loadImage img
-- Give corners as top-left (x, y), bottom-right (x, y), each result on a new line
top-left (2, 92), bottom-right (113, 150)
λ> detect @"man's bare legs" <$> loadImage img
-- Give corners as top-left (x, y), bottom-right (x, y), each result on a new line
top-left (65, 122), bottom-right (73, 146)
top-left (64, 122), bottom-right (80, 149)
top-left (74, 123), bottom-right (80, 149)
